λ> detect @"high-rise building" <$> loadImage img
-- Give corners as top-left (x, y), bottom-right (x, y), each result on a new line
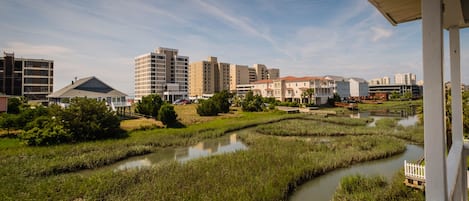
top-left (248, 68), bottom-right (257, 83)
top-left (253, 64), bottom-right (280, 80)
top-left (134, 47), bottom-right (188, 102)
top-left (0, 52), bottom-right (53, 102)
top-left (253, 64), bottom-right (267, 80)
top-left (229, 64), bottom-right (250, 92)
top-left (189, 56), bottom-right (230, 97)
top-left (394, 73), bottom-right (416, 85)
top-left (267, 68), bottom-right (280, 80)
top-left (369, 76), bottom-right (391, 85)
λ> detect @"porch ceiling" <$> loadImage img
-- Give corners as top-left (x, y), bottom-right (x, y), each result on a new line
top-left (368, 0), bottom-right (469, 29)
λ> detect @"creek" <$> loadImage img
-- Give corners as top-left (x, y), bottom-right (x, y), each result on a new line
top-left (289, 144), bottom-right (423, 201)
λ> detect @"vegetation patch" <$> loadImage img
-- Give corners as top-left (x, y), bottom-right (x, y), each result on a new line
top-left (333, 172), bottom-right (424, 201)
top-left (2, 133), bottom-right (405, 200)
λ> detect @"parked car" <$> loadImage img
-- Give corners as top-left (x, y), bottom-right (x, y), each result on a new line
top-left (173, 99), bottom-right (190, 105)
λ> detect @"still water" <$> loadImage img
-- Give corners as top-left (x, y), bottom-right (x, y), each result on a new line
top-left (79, 133), bottom-right (247, 173)
top-left (289, 144), bottom-right (423, 201)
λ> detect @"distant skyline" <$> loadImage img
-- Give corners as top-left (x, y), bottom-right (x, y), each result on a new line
top-left (1, 0), bottom-right (468, 95)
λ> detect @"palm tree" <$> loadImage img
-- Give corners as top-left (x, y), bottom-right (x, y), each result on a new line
top-left (302, 88), bottom-right (315, 104)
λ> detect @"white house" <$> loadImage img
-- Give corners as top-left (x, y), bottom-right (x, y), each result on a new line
top-left (324, 75), bottom-right (350, 99)
top-left (251, 76), bottom-right (334, 104)
top-left (48, 76), bottom-right (130, 111)
top-left (348, 77), bottom-right (368, 97)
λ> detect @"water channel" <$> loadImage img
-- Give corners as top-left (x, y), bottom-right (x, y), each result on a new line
top-left (289, 144), bottom-right (423, 201)
top-left (289, 108), bottom-right (421, 201)
top-left (80, 110), bottom-right (421, 200)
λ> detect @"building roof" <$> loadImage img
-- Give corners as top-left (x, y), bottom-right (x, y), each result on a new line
top-left (348, 77), bottom-right (367, 83)
top-left (324, 75), bottom-right (347, 81)
top-left (279, 76), bottom-right (325, 82)
top-left (48, 76), bottom-right (127, 98)
top-left (369, 0), bottom-right (469, 28)
top-left (252, 80), bottom-right (273, 84)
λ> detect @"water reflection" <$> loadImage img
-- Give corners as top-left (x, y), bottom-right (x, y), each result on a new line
top-left (114, 134), bottom-right (247, 171)
top-left (350, 107), bottom-right (419, 127)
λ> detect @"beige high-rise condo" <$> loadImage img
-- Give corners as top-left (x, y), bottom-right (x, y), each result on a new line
top-left (134, 47), bottom-right (188, 102)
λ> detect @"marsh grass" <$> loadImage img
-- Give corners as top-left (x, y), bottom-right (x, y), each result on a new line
top-left (256, 116), bottom-right (424, 144)
top-left (358, 100), bottom-right (422, 111)
top-left (333, 171), bottom-right (424, 201)
top-left (4, 133), bottom-right (405, 201)
top-left (120, 118), bottom-right (162, 131)
top-left (0, 108), bottom-right (422, 200)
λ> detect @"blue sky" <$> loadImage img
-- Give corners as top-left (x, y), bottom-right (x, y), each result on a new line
top-left (1, 0), bottom-right (468, 95)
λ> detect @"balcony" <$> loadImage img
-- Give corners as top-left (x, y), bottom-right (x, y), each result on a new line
top-left (369, 0), bottom-right (469, 200)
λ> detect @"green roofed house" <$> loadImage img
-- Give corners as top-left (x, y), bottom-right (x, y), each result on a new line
top-left (47, 76), bottom-right (130, 112)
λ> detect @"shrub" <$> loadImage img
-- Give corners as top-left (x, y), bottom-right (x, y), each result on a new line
top-left (58, 97), bottom-right (122, 141)
top-left (211, 90), bottom-right (232, 113)
top-left (21, 119), bottom-right (71, 146)
top-left (197, 99), bottom-right (219, 116)
top-left (135, 94), bottom-right (163, 118)
top-left (241, 91), bottom-right (264, 112)
top-left (158, 104), bottom-right (178, 126)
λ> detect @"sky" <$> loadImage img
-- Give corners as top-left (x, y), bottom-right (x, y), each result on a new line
top-left (1, 0), bottom-right (468, 95)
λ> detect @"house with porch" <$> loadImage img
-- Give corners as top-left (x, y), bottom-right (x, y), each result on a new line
top-left (47, 76), bottom-right (130, 113)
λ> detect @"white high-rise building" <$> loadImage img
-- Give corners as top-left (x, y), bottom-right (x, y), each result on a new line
top-left (394, 73), bottom-right (416, 85)
top-left (369, 76), bottom-right (391, 85)
top-left (134, 47), bottom-right (188, 102)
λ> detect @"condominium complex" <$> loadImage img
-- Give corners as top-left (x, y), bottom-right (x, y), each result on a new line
top-left (370, 73), bottom-right (416, 85)
top-left (188, 54), bottom-right (281, 97)
top-left (0, 52), bottom-right (53, 102)
top-left (188, 56), bottom-right (229, 97)
top-left (251, 76), bottom-right (334, 104)
top-left (229, 64), bottom-right (250, 92)
top-left (394, 73), bottom-right (416, 85)
top-left (369, 76), bottom-right (391, 85)
top-left (134, 47), bottom-right (188, 102)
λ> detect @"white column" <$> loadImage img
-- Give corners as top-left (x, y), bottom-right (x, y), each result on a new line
top-left (450, 27), bottom-right (463, 145)
top-left (450, 26), bottom-right (466, 201)
top-left (422, 0), bottom-right (447, 200)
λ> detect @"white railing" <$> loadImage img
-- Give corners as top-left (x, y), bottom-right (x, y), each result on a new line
top-left (405, 160), bottom-right (425, 180)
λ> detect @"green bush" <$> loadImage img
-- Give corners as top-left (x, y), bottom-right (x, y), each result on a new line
top-left (158, 104), bottom-right (178, 126)
top-left (135, 94), bottom-right (163, 118)
top-left (241, 91), bottom-right (264, 112)
top-left (21, 119), bottom-right (71, 146)
top-left (211, 90), bottom-right (232, 113)
top-left (59, 98), bottom-right (122, 141)
top-left (197, 99), bottom-right (219, 116)
top-left (20, 98), bottom-right (123, 145)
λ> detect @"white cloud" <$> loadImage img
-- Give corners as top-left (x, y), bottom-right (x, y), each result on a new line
top-left (371, 27), bottom-right (393, 42)
top-left (4, 42), bottom-right (73, 57)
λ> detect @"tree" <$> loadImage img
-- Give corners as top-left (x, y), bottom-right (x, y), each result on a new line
top-left (158, 104), bottom-right (178, 126)
top-left (7, 97), bottom-right (23, 114)
top-left (211, 90), bottom-right (232, 113)
top-left (390, 91), bottom-right (400, 100)
top-left (327, 93), bottom-right (341, 106)
top-left (241, 91), bottom-right (265, 112)
top-left (302, 88), bottom-right (315, 104)
top-left (59, 97), bottom-right (122, 141)
top-left (135, 94), bottom-right (163, 118)
top-left (402, 91), bottom-right (412, 100)
top-left (0, 113), bottom-right (18, 135)
top-left (21, 118), bottom-right (71, 146)
top-left (197, 99), bottom-right (219, 116)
